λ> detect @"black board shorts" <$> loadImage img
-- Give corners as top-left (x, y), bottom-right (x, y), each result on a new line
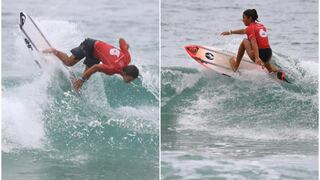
top-left (71, 38), bottom-right (100, 68)
top-left (259, 48), bottom-right (272, 63)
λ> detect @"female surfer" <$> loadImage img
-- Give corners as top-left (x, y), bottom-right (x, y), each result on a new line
top-left (221, 9), bottom-right (289, 82)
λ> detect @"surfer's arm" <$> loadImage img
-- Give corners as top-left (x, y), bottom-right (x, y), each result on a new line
top-left (119, 38), bottom-right (129, 50)
top-left (220, 29), bottom-right (246, 35)
top-left (81, 64), bottom-right (101, 80)
top-left (73, 65), bottom-right (101, 90)
top-left (230, 29), bottom-right (246, 34)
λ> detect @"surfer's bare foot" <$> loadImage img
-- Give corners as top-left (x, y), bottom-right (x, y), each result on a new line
top-left (229, 57), bottom-right (237, 72)
top-left (43, 48), bottom-right (57, 54)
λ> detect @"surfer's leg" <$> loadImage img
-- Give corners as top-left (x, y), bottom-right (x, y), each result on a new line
top-left (233, 39), bottom-right (255, 70)
top-left (55, 52), bottom-right (79, 66)
top-left (44, 48), bottom-right (79, 66)
top-left (264, 62), bottom-right (278, 73)
top-left (266, 63), bottom-right (290, 82)
top-left (261, 53), bottom-right (277, 73)
top-left (241, 39), bottom-right (255, 61)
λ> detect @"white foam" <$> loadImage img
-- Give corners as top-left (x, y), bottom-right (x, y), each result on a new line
top-left (162, 68), bottom-right (202, 94)
top-left (139, 65), bottom-right (159, 101)
top-left (162, 151), bottom-right (318, 179)
top-left (299, 60), bottom-right (319, 78)
top-left (2, 73), bottom-right (50, 152)
top-left (174, 81), bottom-right (318, 141)
top-left (210, 127), bottom-right (318, 141)
top-left (110, 105), bottom-right (159, 134)
top-left (2, 19), bottom-right (84, 152)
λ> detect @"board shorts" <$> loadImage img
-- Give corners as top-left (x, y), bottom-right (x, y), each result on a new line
top-left (258, 48), bottom-right (272, 63)
top-left (71, 38), bottom-right (100, 68)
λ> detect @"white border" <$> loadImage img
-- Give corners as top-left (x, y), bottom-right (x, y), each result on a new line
top-left (158, 0), bottom-right (162, 179)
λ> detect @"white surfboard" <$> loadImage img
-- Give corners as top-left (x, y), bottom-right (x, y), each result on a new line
top-left (184, 45), bottom-right (291, 83)
top-left (19, 12), bottom-right (76, 81)
top-left (184, 45), bottom-right (268, 77)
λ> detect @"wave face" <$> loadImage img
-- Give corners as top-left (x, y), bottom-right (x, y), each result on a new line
top-left (161, 62), bottom-right (318, 179)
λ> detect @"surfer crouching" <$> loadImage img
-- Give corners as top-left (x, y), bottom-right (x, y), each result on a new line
top-left (221, 9), bottom-right (289, 83)
top-left (44, 38), bottom-right (139, 90)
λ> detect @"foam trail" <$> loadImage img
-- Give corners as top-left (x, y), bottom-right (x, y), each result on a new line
top-left (2, 19), bottom-right (85, 152)
top-left (2, 73), bottom-right (50, 152)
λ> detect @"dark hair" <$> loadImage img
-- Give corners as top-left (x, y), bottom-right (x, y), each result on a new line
top-left (123, 65), bottom-right (139, 78)
top-left (243, 9), bottom-right (259, 21)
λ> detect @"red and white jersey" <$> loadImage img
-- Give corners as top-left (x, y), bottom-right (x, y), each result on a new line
top-left (246, 22), bottom-right (270, 49)
top-left (93, 39), bottom-right (131, 75)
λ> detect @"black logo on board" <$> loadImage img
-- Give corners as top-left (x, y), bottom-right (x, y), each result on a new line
top-left (205, 52), bottom-right (214, 60)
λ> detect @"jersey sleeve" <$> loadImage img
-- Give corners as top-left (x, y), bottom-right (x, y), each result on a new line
top-left (246, 25), bottom-right (256, 40)
top-left (118, 38), bottom-right (131, 67)
top-left (122, 50), bottom-right (131, 66)
top-left (119, 38), bottom-right (129, 51)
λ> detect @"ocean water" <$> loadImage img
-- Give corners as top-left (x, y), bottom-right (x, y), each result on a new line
top-left (2, 0), bottom-right (159, 179)
top-left (161, 0), bottom-right (318, 179)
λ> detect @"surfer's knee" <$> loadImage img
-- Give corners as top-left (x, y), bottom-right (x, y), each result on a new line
top-left (242, 38), bottom-right (250, 45)
top-left (241, 39), bottom-right (254, 60)
top-left (241, 39), bottom-right (252, 50)
top-left (64, 59), bottom-right (75, 66)
top-left (64, 61), bottom-right (73, 66)
top-left (240, 39), bottom-right (246, 48)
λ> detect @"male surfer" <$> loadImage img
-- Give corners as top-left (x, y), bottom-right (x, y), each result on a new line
top-left (221, 9), bottom-right (289, 82)
top-left (44, 38), bottom-right (139, 90)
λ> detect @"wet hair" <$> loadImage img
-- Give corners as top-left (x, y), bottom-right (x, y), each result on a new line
top-left (243, 9), bottom-right (259, 22)
top-left (123, 65), bottom-right (139, 78)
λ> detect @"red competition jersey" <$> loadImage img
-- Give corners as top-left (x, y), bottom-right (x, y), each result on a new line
top-left (246, 22), bottom-right (270, 49)
top-left (93, 39), bottom-right (131, 75)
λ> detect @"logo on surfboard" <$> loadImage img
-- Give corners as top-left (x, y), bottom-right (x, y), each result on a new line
top-left (205, 52), bottom-right (214, 60)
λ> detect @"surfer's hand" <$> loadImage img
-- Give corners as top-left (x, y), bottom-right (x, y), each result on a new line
top-left (255, 57), bottom-right (264, 68)
top-left (73, 79), bottom-right (84, 90)
top-left (220, 31), bottom-right (231, 36)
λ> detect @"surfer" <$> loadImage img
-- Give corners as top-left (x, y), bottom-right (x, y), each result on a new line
top-left (221, 9), bottom-right (289, 82)
top-left (43, 38), bottom-right (139, 90)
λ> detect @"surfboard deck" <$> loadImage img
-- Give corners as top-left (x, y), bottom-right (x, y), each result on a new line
top-left (184, 45), bottom-right (292, 83)
top-left (184, 45), bottom-right (269, 78)
top-left (19, 12), bottom-right (77, 85)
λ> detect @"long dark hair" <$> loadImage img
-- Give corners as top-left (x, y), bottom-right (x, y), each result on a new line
top-left (243, 9), bottom-right (259, 22)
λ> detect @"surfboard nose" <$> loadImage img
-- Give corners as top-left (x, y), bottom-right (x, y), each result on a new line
top-left (184, 45), bottom-right (199, 57)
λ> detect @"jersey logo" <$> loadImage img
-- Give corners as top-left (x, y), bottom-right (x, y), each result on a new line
top-left (259, 29), bottom-right (268, 38)
top-left (109, 48), bottom-right (120, 58)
